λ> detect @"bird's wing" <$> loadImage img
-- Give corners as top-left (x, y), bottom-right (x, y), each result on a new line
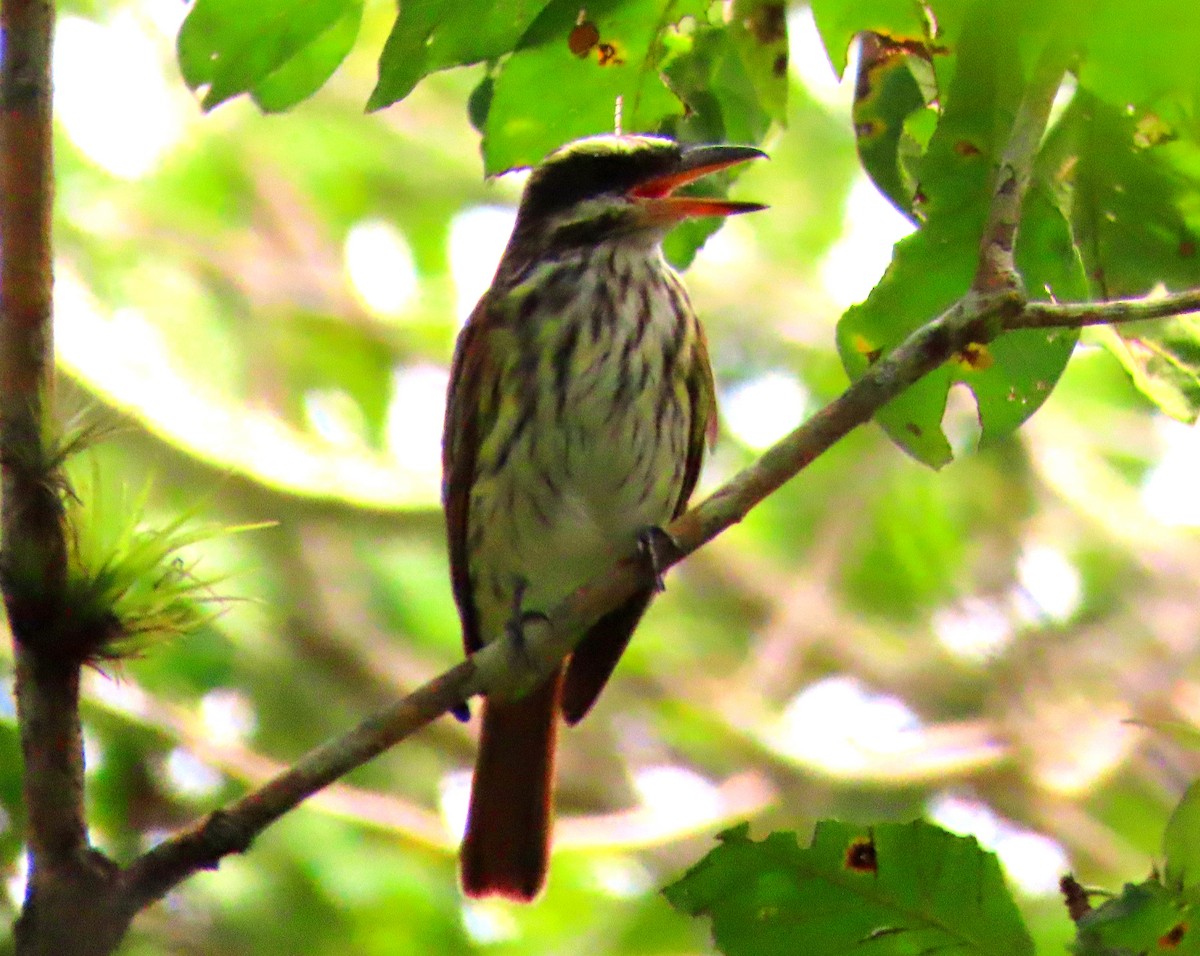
top-left (676, 319), bottom-right (719, 517)
top-left (443, 297), bottom-right (503, 655)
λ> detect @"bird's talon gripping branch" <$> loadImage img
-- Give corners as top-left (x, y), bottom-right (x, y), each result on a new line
top-left (637, 525), bottom-right (675, 593)
top-left (451, 701), bottom-right (472, 723)
top-left (501, 576), bottom-right (551, 670)
top-left (503, 577), bottom-right (530, 646)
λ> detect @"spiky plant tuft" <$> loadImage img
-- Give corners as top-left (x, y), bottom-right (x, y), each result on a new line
top-left (3, 412), bottom-right (265, 664)
top-left (60, 454), bottom-right (267, 664)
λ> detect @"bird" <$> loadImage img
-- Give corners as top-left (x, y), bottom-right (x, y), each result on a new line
top-left (442, 133), bottom-right (766, 901)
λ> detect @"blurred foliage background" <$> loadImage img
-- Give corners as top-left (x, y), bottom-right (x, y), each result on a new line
top-left (3, 0), bottom-right (1200, 953)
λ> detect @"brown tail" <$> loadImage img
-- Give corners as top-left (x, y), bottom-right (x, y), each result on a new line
top-left (460, 671), bottom-right (562, 901)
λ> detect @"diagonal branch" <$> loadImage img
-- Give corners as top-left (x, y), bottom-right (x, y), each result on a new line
top-left (114, 37), bottom-right (1200, 916)
top-left (120, 658), bottom-right (477, 910)
top-left (118, 292), bottom-right (1200, 910)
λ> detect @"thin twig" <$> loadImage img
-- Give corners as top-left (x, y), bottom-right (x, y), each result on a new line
top-left (1018, 290), bottom-right (1200, 329)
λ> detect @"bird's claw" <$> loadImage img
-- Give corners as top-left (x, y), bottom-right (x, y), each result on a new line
top-left (637, 525), bottom-right (675, 593)
top-left (451, 701), bottom-right (472, 723)
top-left (505, 576), bottom-right (549, 668)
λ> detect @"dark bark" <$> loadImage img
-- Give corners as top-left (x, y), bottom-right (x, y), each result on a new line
top-left (1, 2), bottom-right (126, 953)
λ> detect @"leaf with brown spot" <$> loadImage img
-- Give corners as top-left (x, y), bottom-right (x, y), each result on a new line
top-left (1160, 923), bottom-right (1188, 948)
top-left (727, 0), bottom-right (788, 124)
top-left (568, 19), bottom-right (600, 56)
top-left (844, 834), bottom-right (878, 873)
top-left (838, 3), bottom-right (1083, 468)
top-left (1074, 880), bottom-right (1200, 955)
top-left (665, 821), bottom-right (1034, 956)
top-left (852, 31), bottom-right (928, 217)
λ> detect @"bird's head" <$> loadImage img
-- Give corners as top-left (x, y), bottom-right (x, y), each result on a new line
top-left (509, 134), bottom-right (767, 254)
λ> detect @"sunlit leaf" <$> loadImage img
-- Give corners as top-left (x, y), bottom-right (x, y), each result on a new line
top-left (1047, 92), bottom-right (1200, 299)
top-left (252, 1), bottom-right (363, 113)
top-left (727, 0), bottom-right (789, 126)
top-left (660, 18), bottom-right (776, 267)
top-left (836, 4), bottom-right (1083, 466)
top-left (178, 0), bottom-right (362, 111)
top-left (811, 0), bottom-right (940, 76)
top-left (483, 0), bottom-right (710, 175)
top-left (369, 0), bottom-right (554, 110)
top-left (1096, 318), bottom-right (1200, 423)
top-left (1039, 91), bottom-right (1200, 421)
top-left (1076, 1), bottom-right (1200, 115)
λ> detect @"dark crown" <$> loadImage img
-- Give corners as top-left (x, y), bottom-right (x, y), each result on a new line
top-left (516, 135), bottom-right (681, 224)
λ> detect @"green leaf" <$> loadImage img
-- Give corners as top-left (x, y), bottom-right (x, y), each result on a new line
top-left (1096, 318), bottom-right (1200, 423)
top-left (852, 34), bottom-right (927, 218)
top-left (483, 0), bottom-right (710, 175)
top-left (1039, 91), bottom-right (1200, 421)
top-left (726, 0), bottom-right (788, 126)
top-left (1073, 880), bottom-right (1200, 955)
top-left (664, 17), bottom-right (773, 146)
top-left (1165, 781), bottom-right (1200, 896)
top-left (252, 1), bottom-right (363, 113)
top-left (1047, 92), bottom-right (1200, 299)
top-left (1075, 1), bottom-right (1200, 114)
top-left (810, 0), bottom-right (939, 76)
top-left (369, 0), bottom-right (553, 111)
top-left (658, 16), bottom-right (777, 267)
top-left (836, 194), bottom-right (1082, 468)
top-left (177, 0), bottom-right (362, 112)
top-left (664, 821), bottom-right (1034, 956)
top-left (835, 4), bottom-right (1084, 466)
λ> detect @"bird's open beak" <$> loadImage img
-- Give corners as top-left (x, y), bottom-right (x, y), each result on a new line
top-left (629, 143), bottom-right (768, 221)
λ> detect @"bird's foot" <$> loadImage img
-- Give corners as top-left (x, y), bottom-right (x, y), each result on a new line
top-left (505, 576), bottom-right (550, 670)
top-left (450, 701), bottom-right (472, 723)
top-left (637, 525), bottom-right (676, 593)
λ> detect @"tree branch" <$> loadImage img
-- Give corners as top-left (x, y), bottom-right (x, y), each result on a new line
top-left (972, 38), bottom-right (1072, 294)
top-left (1017, 290), bottom-right (1200, 329)
top-left (0, 3), bottom-right (129, 953)
top-left (118, 274), bottom-right (1200, 910)
top-left (111, 37), bottom-right (1200, 918)
top-left (121, 657), bottom-right (479, 909)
